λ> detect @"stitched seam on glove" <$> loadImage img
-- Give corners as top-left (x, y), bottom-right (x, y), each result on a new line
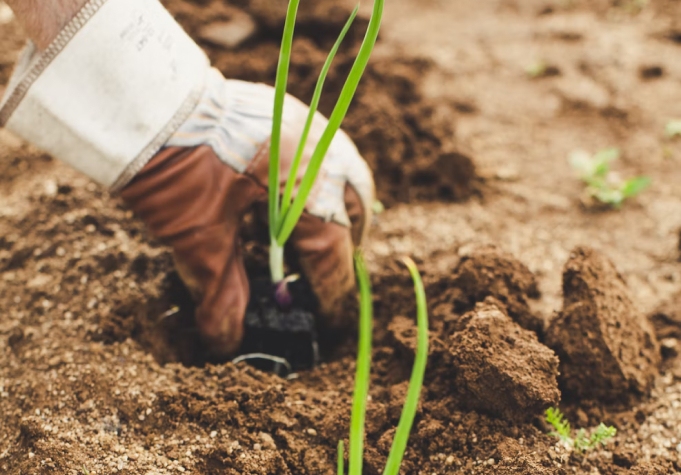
top-left (0, 0), bottom-right (108, 125)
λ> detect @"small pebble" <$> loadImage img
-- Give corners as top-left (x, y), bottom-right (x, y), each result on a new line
top-left (307, 428), bottom-right (317, 436)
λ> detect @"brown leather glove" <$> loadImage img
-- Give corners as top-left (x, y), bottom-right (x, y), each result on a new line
top-left (120, 78), bottom-right (372, 357)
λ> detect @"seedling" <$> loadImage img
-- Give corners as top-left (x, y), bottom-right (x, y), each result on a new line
top-left (268, 0), bottom-right (384, 301)
top-left (569, 147), bottom-right (650, 208)
top-left (341, 253), bottom-right (429, 474)
top-left (665, 120), bottom-right (681, 139)
top-left (526, 60), bottom-right (560, 79)
top-left (545, 407), bottom-right (617, 453)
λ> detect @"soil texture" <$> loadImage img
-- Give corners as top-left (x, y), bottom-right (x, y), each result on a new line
top-left (2, 0), bottom-right (681, 474)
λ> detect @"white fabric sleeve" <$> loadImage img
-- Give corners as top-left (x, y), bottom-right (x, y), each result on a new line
top-left (0, 0), bottom-right (209, 190)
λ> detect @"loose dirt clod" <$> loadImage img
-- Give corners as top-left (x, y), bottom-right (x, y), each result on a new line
top-left (545, 247), bottom-right (660, 403)
top-left (442, 246), bottom-right (544, 334)
top-left (445, 300), bottom-right (560, 421)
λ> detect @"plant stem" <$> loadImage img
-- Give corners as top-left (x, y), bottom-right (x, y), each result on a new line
top-left (349, 252), bottom-right (373, 475)
top-left (269, 0), bottom-right (300, 281)
top-left (382, 257), bottom-right (429, 475)
top-left (337, 440), bottom-right (345, 475)
top-left (269, 237), bottom-right (285, 283)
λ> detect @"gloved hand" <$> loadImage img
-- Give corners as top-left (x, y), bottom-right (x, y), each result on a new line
top-left (0, 0), bottom-right (374, 356)
top-left (120, 74), bottom-right (374, 356)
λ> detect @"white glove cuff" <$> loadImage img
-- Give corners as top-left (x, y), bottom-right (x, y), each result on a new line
top-left (0, 0), bottom-right (209, 190)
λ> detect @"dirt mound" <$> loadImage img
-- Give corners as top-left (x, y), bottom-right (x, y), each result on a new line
top-left (436, 246), bottom-right (544, 335)
top-left (444, 300), bottom-right (560, 421)
top-left (164, 0), bottom-right (478, 207)
top-left (545, 247), bottom-right (660, 403)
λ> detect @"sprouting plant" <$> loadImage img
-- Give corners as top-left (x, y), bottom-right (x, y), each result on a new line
top-left (665, 120), bottom-right (681, 139)
top-left (574, 424), bottom-right (618, 452)
top-left (569, 147), bottom-right (651, 208)
top-left (268, 0), bottom-right (384, 297)
top-left (545, 406), bottom-right (571, 443)
top-left (526, 60), bottom-right (549, 78)
top-left (545, 407), bottom-right (617, 453)
top-left (341, 253), bottom-right (429, 475)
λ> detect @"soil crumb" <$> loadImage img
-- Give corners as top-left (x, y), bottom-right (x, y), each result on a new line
top-left (546, 247), bottom-right (660, 403)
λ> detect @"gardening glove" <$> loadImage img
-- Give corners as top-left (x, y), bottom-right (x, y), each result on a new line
top-left (0, 0), bottom-right (374, 356)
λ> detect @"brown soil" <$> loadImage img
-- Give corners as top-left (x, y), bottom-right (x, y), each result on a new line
top-left (2, 0), bottom-right (681, 474)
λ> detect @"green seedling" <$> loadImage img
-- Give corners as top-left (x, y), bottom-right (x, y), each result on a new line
top-left (526, 60), bottom-right (548, 78)
top-left (569, 147), bottom-right (651, 208)
top-left (546, 407), bottom-right (617, 453)
top-left (526, 60), bottom-right (559, 79)
top-left (268, 0), bottom-right (384, 294)
top-left (342, 253), bottom-right (429, 475)
top-left (665, 120), bottom-right (681, 139)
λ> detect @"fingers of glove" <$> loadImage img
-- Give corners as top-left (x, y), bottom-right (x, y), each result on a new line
top-left (121, 146), bottom-right (263, 356)
top-left (172, 224), bottom-right (249, 357)
top-left (121, 146), bottom-right (264, 238)
top-left (344, 183), bottom-right (368, 247)
top-left (289, 213), bottom-right (356, 328)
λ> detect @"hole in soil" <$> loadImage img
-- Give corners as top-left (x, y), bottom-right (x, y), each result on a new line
top-left (667, 30), bottom-right (681, 44)
top-left (639, 65), bottom-right (664, 79)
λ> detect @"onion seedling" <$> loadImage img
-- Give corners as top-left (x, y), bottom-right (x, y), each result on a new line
top-left (268, 0), bottom-right (384, 302)
top-left (340, 253), bottom-right (429, 475)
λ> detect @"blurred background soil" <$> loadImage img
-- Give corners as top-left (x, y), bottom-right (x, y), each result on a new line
top-left (1, 0), bottom-right (681, 474)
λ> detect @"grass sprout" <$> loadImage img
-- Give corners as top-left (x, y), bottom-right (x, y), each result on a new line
top-left (383, 257), bottom-right (429, 475)
top-left (545, 407), bottom-right (617, 453)
top-left (569, 147), bottom-right (650, 208)
top-left (343, 253), bottom-right (429, 475)
top-left (269, 0), bottom-right (384, 284)
top-left (348, 251), bottom-right (373, 475)
top-left (337, 440), bottom-right (345, 475)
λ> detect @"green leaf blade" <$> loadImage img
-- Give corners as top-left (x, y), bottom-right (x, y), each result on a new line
top-left (276, 0), bottom-right (385, 246)
top-left (270, 0), bottom-right (301, 243)
top-left (279, 6), bottom-right (360, 229)
top-left (621, 175), bottom-right (651, 198)
top-left (349, 251), bottom-right (374, 475)
top-left (338, 439), bottom-right (345, 475)
top-left (382, 257), bottom-right (429, 475)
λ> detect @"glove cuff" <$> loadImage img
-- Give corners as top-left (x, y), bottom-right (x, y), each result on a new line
top-left (0, 0), bottom-right (209, 191)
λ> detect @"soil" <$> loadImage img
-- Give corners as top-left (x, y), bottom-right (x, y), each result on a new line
top-left (2, 0), bottom-right (681, 474)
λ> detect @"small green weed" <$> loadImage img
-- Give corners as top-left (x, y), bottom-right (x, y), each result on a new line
top-left (526, 60), bottom-right (548, 78)
top-left (526, 60), bottom-right (559, 79)
top-left (665, 120), bottom-right (681, 139)
top-left (569, 147), bottom-right (650, 208)
top-left (545, 407), bottom-right (617, 453)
